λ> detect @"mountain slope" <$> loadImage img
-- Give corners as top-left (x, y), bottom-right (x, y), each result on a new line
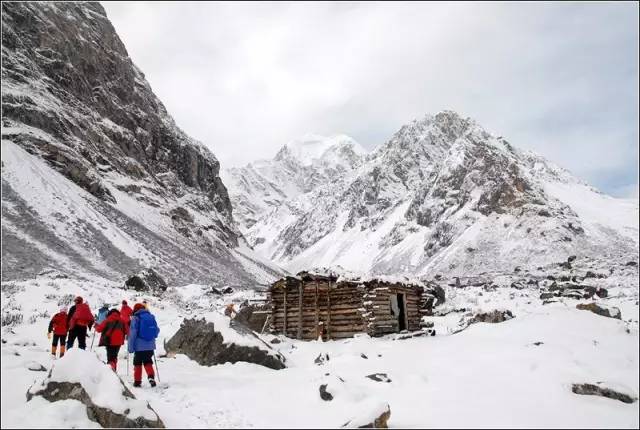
top-left (229, 111), bottom-right (638, 276)
top-left (1, 2), bottom-right (281, 285)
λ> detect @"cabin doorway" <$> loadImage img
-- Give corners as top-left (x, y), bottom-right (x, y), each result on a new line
top-left (390, 293), bottom-right (407, 332)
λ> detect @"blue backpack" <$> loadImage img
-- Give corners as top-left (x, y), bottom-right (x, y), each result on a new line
top-left (96, 308), bottom-right (109, 324)
top-left (137, 312), bottom-right (160, 341)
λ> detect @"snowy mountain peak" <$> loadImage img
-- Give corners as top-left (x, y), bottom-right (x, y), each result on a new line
top-left (275, 133), bottom-right (366, 166)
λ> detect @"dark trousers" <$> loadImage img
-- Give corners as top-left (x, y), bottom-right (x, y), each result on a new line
top-left (133, 350), bottom-right (155, 382)
top-left (51, 334), bottom-right (66, 347)
top-left (133, 350), bottom-right (154, 366)
top-left (106, 345), bottom-right (121, 371)
top-left (66, 325), bottom-right (88, 349)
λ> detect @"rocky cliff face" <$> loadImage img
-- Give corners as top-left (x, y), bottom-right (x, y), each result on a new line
top-left (1, 2), bottom-right (281, 285)
top-left (227, 111), bottom-right (638, 277)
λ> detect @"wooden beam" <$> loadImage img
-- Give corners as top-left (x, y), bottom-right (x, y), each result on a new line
top-left (327, 279), bottom-right (332, 340)
top-left (297, 282), bottom-right (303, 340)
top-left (283, 287), bottom-right (287, 335)
top-left (315, 280), bottom-right (319, 340)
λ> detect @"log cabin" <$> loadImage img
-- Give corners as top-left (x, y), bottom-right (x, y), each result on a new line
top-left (268, 271), bottom-right (428, 340)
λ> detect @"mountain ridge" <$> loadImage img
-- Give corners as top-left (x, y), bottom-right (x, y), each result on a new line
top-left (226, 110), bottom-right (638, 277)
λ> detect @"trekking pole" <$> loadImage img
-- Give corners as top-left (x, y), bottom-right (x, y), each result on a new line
top-left (153, 353), bottom-right (161, 383)
top-left (90, 330), bottom-right (96, 351)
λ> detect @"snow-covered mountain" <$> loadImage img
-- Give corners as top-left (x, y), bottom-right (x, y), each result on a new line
top-left (1, 2), bottom-right (281, 286)
top-left (227, 111), bottom-right (638, 276)
top-left (221, 133), bottom-right (366, 231)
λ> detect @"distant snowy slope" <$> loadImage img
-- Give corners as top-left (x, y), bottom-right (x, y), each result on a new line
top-left (1, 2), bottom-right (281, 285)
top-left (233, 111), bottom-right (638, 277)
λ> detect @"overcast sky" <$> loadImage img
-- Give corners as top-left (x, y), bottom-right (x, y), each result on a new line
top-left (103, 1), bottom-right (638, 198)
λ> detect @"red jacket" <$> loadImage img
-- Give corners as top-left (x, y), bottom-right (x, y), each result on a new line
top-left (48, 312), bottom-right (68, 336)
top-left (120, 304), bottom-right (133, 324)
top-left (69, 303), bottom-right (94, 330)
top-left (96, 312), bottom-right (128, 346)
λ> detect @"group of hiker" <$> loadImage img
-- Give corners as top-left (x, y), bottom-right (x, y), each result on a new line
top-left (47, 297), bottom-right (160, 387)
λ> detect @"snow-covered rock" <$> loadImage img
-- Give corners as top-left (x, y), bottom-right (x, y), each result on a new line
top-left (26, 349), bottom-right (164, 428)
top-left (125, 268), bottom-right (168, 293)
top-left (164, 317), bottom-right (286, 370)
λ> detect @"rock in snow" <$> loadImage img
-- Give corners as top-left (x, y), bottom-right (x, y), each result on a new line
top-left (572, 383), bottom-right (637, 404)
top-left (341, 402), bottom-right (391, 429)
top-left (576, 303), bottom-right (622, 320)
top-left (164, 317), bottom-right (286, 370)
top-left (26, 349), bottom-right (164, 428)
top-left (125, 268), bottom-right (168, 293)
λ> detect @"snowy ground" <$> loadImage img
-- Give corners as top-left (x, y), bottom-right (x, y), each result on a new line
top-left (1, 275), bottom-right (638, 428)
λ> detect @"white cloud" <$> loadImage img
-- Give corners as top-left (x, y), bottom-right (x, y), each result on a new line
top-left (102, 1), bottom-right (638, 196)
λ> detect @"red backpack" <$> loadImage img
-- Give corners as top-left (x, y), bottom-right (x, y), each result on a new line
top-left (51, 312), bottom-right (68, 335)
top-left (72, 303), bottom-right (94, 327)
top-left (99, 317), bottom-right (126, 346)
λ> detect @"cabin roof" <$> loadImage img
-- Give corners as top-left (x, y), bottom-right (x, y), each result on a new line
top-left (270, 270), bottom-right (424, 292)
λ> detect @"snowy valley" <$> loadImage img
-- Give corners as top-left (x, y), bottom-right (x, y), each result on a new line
top-left (1, 2), bottom-right (639, 429)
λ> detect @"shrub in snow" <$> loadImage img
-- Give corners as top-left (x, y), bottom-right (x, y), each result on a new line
top-left (2, 311), bottom-right (23, 326)
top-left (26, 349), bottom-right (164, 428)
top-left (57, 294), bottom-right (75, 306)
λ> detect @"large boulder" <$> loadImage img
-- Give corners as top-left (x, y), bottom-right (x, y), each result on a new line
top-left (576, 303), bottom-right (621, 320)
top-left (165, 317), bottom-right (286, 370)
top-left (125, 268), bottom-right (168, 293)
top-left (26, 349), bottom-right (164, 428)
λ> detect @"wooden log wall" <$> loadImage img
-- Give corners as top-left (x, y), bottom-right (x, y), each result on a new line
top-left (362, 282), bottom-right (423, 337)
top-left (269, 279), bottom-right (366, 340)
top-left (269, 277), bottom-right (424, 340)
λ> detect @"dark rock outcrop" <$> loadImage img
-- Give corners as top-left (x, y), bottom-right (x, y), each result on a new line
top-left (164, 318), bottom-right (286, 370)
top-left (319, 384), bottom-right (333, 401)
top-left (576, 303), bottom-right (621, 320)
top-left (366, 373), bottom-right (392, 383)
top-left (125, 268), bottom-right (168, 292)
top-left (472, 310), bottom-right (514, 324)
top-left (572, 383), bottom-right (637, 404)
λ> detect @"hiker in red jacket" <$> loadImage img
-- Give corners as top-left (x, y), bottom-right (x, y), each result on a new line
top-left (47, 306), bottom-right (69, 358)
top-left (120, 300), bottom-right (133, 332)
top-left (95, 309), bottom-right (128, 371)
top-left (66, 296), bottom-right (94, 350)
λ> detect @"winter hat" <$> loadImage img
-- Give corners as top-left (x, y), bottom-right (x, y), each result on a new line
top-left (60, 306), bottom-right (68, 313)
top-left (133, 303), bottom-right (145, 313)
top-left (107, 309), bottom-right (120, 316)
top-left (122, 300), bottom-right (128, 305)
top-left (74, 296), bottom-right (83, 304)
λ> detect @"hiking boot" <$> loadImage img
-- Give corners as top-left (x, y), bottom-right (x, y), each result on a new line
top-left (148, 378), bottom-right (156, 387)
top-left (133, 381), bottom-right (141, 388)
